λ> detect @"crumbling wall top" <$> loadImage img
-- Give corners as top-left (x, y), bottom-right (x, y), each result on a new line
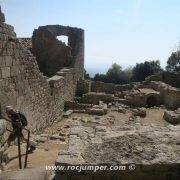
top-left (0, 6), bottom-right (5, 23)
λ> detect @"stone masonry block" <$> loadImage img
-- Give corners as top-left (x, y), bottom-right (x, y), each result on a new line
top-left (5, 56), bottom-right (13, 66)
top-left (1, 67), bottom-right (10, 78)
top-left (10, 66), bottom-right (19, 76)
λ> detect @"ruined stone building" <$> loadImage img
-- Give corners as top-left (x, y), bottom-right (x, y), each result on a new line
top-left (0, 6), bottom-right (180, 180)
top-left (0, 7), bottom-right (84, 132)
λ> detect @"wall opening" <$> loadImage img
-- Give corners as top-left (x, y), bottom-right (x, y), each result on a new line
top-left (57, 36), bottom-right (68, 45)
top-left (146, 95), bottom-right (159, 107)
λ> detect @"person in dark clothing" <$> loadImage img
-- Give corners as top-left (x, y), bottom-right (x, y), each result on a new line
top-left (4, 106), bottom-right (35, 152)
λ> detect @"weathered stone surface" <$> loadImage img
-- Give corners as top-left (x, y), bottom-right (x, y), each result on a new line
top-left (0, 119), bottom-right (6, 136)
top-left (0, 6), bottom-right (5, 23)
top-left (132, 108), bottom-right (146, 117)
top-left (125, 89), bottom-right (161, 107)
top-left (117, 107), bottom-right (126, 114)
top-left (91, 81), bottom-right (134, 94)
top-left (146, 71), bottom-right (180, 88)
top-left (150, 81), bottom-right (180, 109)
top-left (163, 109), bottom-right (180, 125)
top-left (50, 135), bottom-right (65, 141)
top-left (87, 108), bottom-right (105, 116)
top-left (0, 167), bottom-right (54, 180)
top-left (65, 101), bottom-right (93, 111)
top-left (76, 79), bottom-right (91, 96)
top-left (56, 123), bottom-right (180, 178)
top-left (80, 92), bottom-right (114, 105)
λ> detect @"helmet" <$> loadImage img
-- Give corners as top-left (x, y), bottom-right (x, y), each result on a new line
top-left (5, 106), bottom-right (13, 113)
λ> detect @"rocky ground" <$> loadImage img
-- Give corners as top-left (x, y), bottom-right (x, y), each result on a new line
top-left (2, 104), bottom-right (179, 172)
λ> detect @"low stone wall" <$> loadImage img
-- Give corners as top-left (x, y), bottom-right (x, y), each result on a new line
top-left (146, 71), bottom-right (180, 88)
top-left (76, 79), bottom-right (91, 96)
top-left (150, 81), bottom-right (180, 109)
top-left (79, 92), bottom-right (114, 105)
top-left (65, 101), bottom-right (93, 111)
top-left (91, 81), bottom-right (134, 94)
top-left (125, 90), bottom-right (161, 107)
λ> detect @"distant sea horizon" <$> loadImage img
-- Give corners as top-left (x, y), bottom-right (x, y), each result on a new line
top-left (85, 64), bottom-right (134, 77)
top-left (85, 61), bottom-right (166, 78)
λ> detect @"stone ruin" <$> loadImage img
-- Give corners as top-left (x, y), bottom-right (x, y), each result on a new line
top-left (0, 7), bottom-right (84, 132)
top-left (0, 6), bottom-right (180, 180)
top-left (32, 25), bottom-right (84, 77)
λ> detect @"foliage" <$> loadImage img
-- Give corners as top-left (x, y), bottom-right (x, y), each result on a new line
top-left (86, 60), bottom-right (163, 84)
top-left (84, 69), bottom-right (91, 79)
top-left (106, 63), bottom-right (123, 83)
top-left (94, 73), bottom-right (107, 82)
top-left (132, 60), bottom-right (162, 82)
top-left (93, 63), bottom-right (133, 84)
top-left (166, 50), bottom-right (180, 72)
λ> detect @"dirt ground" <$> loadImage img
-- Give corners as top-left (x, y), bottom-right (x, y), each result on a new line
top-left (4, 140), bottom-right (67, 171)
top-left (2, 106), bottom-right (168, 171)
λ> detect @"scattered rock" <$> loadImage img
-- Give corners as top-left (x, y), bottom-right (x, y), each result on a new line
top-left (107, 103), bottom-right (112, 108)
top-left (132, 108), bottom-right (146, 117)
top-left (118, 107), bottom-right (126, 114)
top-left (59, 132), bottom-right (66, 136)
top-left (63, 125), bottom-right (70, 129)
top-left (63, 110), bottom-right (73, 118)
top-left (81, 117), bottom-right (91, 123)
top-left (73, 109), bottom-right (86, 113)
top-left (129, 115), bottom-right (136, 121)
top-left (50, 135), bottom-right (66, 141)
top-left (108, 119), bottom-right (114, 124)
top-left (40, 134), bottom-right (49, 138)
top-left (94, 116), bottom-right (101, 120)
top-left (95, 126), bottom-right (108, 133)
top-left (34, 136), bottom-right (47, 143)
top-left (163, 110), bottom-right (180, 125)
top-left (87, 108), bottom-right (106, 116)
top-left (115, 92), bottom-right (125, 98)
top-left (72, 117), bottom-right (78, 120)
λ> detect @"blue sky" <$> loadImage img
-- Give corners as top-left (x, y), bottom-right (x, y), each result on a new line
top-left (1, 0), bottom-right (180, 75)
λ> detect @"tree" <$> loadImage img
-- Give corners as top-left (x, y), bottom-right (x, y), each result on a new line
top-left (94, 73), bottom-right (107, 82)
top-left (106, 63), bottom-right (123, 83)
top-left (93, 64), bottom-right (133, 84)
top-left (132, 60), bottom-right (162, 82)
top-left (166, 50), bottom-right (180, 72)
top-left (122, 67), bottom-right (133, 83)
top-left (84, 69), bottom-right (90, 79)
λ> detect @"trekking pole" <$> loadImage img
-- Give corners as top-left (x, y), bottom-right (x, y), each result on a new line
top-left (24, 129), bottom-right (30, 168)
top-left (1, 115), bottom-right (31, 169)
top-left (17, 132), bottom-right (22, 169)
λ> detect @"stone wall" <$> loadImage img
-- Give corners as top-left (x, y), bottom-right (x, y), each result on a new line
top-left (32, 25), bottom-right (84, 78)
top-left (91, 81), bottom-right (134, 94)
top-left (150, 81), bottom-right (180, 109)
top-left (0, 7), bottom-right (84, 132)
top-left (146, 71), bottom-right (180, 88)
top-left (18, 38), bottom-right (32, 52)
top-left (76, 79), bottom-right (91, 96)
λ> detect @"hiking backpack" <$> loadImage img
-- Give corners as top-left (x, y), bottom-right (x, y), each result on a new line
top-left (18, 112), bottom-right (28, 127)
